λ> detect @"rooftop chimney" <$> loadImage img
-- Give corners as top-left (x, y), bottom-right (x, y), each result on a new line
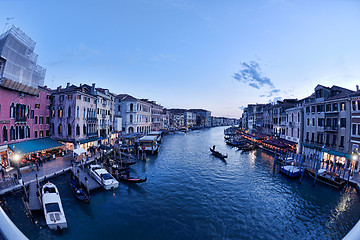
top-left (57, 86), bottom-right (62, 92)
top-left (66, 82), bottom-right (70, 88)
top-left (91, 83), bottom-right (96, 94)
top-left (357, 85), bottom-right (359, 91)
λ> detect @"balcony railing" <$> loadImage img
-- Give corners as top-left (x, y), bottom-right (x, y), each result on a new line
top-left (87, 117), bottom-right (97, 121)
top-left (87, 132), bottom-right (98, 137)
top-left (325, 126), bottom-right (338, 132)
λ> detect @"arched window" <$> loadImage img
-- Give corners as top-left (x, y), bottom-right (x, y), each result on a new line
top-left (130, 114), bottom-right (133, 123)
top-left (83, 124), bottom-right (86, 135)
top-left (128, 127), bottom-right (134, 133)
top-left (10, 126), bottom-right (15, 141)
top-left (291, 113), bottom-right (294, 122)
top-left (51, 107), bottom-right (55, 117)
top-left (297, 112), bottom-right (300, 123)
top-left (130, 103), bottom-right (134, 112)
top-left (68, 106), bottom-right (71, 118)
top-left (3, 126), bottom-right (7, 142)
top-left (58, 124), bottom-right (63, 135)
top-left (76, 124), bottom-right (80, 136)
top-left (118, 105), bottom-right (121, 112)
top-left (83, 108), bottom-right (86, 118)
top-left (68, 124), bottom-right (72, 136)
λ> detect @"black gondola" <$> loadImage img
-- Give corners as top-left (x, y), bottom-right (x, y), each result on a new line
top-left (209, 148), bottom-right (228, 159)
top-left (117, 170), bottom-right (147, 183)
top-left (70, 175), bottom-right (90, 203)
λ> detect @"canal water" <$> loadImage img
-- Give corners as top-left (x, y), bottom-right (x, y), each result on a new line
top-left (4, 126), bottom-right (360, 240)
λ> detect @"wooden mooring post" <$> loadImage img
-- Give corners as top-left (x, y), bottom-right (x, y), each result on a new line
top-left (85, 177), bottom-right (89, 195)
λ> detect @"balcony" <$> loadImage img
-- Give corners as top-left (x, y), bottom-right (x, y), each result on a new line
top-left (15, 117), bottom-right (27, 123)
top-left (87, 132), bottom-right (98, 138)
top-left (87, 117), bottom-right (97, 121)
top-left (325, 126), bottom-right (338, 132)
top-left (289, 122), bottom-right (295, 128)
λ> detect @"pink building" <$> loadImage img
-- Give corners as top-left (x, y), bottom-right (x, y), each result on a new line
top-left (0, 83), bottom-right (52, 167)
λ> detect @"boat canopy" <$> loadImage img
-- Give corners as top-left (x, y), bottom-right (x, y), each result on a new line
top-left (140, 136), bottom-right (158, 141)
top-left (73, 148), bottom-right (87, 155)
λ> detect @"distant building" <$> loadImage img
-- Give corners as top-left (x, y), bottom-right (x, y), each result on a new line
top-left (189, 109), bottom-right (211, 128)
top-left (115, 94), bottom-right (152, 134)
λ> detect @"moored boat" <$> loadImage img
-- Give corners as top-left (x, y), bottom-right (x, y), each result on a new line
top-left (307, 168), bottom-right (346, 188)
top-left (70, 175), bottom-right (90, 203)
top-left (42, 182), bottom-right (67, 230)
top-left (280, 165), bottom-right (302, 178)
top-left (117, 170), bottom-right (147, 183)
top-left (90, 165), bottom-right (119, 190)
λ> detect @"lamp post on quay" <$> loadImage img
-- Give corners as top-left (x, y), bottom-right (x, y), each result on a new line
top-left (12, 152), bottom-right (22, 183)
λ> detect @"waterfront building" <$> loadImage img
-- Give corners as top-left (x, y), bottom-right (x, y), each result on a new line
top-left (115, 94), bottom-right (152, 134)
top-left (272, 99), bottom-right (297, 138)
top-left (50, 83), bottom-right (97, 151)
top-left (90, 85), bottom-right (114, 145)
top-left (349, 89), bottom-right (360, 172)
top-left (302, 85), bottom-right (354, 167)
top-left (0, 26), bottom-right (46, 88)
top-left (167, 109), bottom-right (186, 128)
top-left (0, 27), bottom-right (65, 168)
top-left (262, 104), bottom-right (274, 135)
top-left (185, 111), bottom-right (196, 128)
top-left (284, 101), bottom-right (304, 153)
top-left (140, 99), bottom-right (165, 131)
top-left (189, 109), bottom-right (212, 128)
top-left (0, 85), bottom-right (52, 167)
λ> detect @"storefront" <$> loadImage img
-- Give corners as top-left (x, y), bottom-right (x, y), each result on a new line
top-left (8, 138), bottom-right (65, 167)
top-left (78, 137), bottom-right (98, 151)
top-left (0, 145), bottom-right (9, 167)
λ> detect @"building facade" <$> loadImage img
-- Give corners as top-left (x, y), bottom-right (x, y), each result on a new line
top-left (50, 84), bottom-right (97, 150)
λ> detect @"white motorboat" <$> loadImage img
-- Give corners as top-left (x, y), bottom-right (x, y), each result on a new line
top-left (42, 182), bottom-right (67, 230)
top-left (89, 165), bottom-right (119, 190)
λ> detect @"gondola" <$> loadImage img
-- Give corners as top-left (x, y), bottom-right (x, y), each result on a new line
top-left (118, 171), bottom-right (147, 183)
top-left (70, 175), bottom-right (90, 203)
top-left (209, 148), bottom-right (228, 159)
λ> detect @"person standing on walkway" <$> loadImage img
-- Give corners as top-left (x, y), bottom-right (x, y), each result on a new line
top-left (35, 161), bottom-right (39, 171)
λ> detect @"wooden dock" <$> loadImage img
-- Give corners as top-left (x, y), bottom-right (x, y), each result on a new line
top-left (28, 182), bottom-right (41, 211)
top-left (73, 166), bottom-right (101, 192)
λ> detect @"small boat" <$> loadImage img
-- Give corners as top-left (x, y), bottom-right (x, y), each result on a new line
top-left (70, 175), bottom-right (90, 203)
top-left (42, 182), bottom-right (67, 230)
top-left (307, 168), bottom-right (346, 189)
top-left (210, 148), bottom-right (228, 159)
top-left (118, 160), bottom-right (137, 166)
top-left (118, 170), bottom-right (147, 183)
top-left (111, 164), bottom-right (129, 172)
top-left (280, 165), bottom-right (302, 178)
top-left (90, 165), bottom-right (119, 190)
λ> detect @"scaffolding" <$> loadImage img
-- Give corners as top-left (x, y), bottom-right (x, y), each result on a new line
top-left (0, 25), bottom-right (46, 88)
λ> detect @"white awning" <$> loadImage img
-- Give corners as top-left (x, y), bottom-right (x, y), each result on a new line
top-left (73, 148), bottom-right (87, 155)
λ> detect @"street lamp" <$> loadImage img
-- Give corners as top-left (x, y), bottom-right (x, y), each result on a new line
top-left (13, 153), bottom-right (22, 179)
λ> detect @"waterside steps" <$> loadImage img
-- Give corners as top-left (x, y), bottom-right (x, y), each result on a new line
top-left (72, 166), bottom-right (101, 192)
top-left (28, 182), bottom-right (41, 212)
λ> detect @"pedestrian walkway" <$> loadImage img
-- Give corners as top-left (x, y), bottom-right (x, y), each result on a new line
top-left (0, 151), bottom-right (101, 195)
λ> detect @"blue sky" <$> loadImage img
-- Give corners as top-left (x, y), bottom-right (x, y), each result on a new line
top-left (1, 0), bottom-right (360, 118)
